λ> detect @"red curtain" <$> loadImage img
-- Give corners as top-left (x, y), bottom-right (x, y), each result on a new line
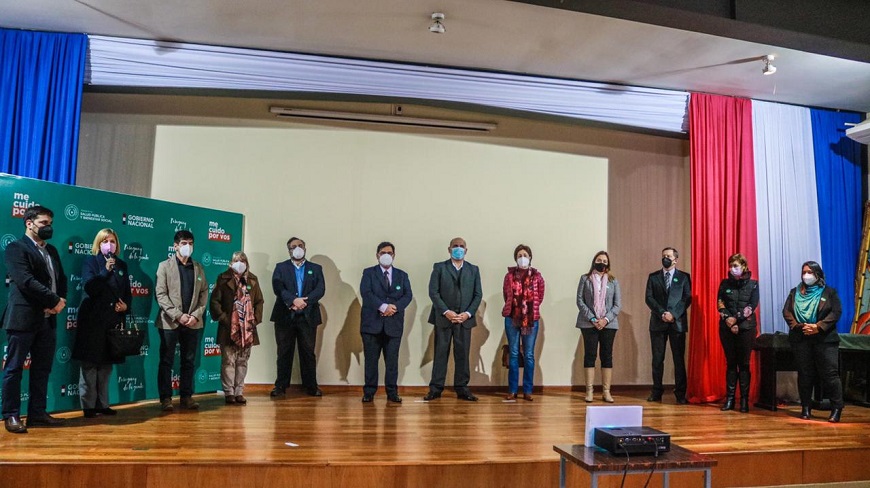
top-left (687, 93), bottom-right (760, 403)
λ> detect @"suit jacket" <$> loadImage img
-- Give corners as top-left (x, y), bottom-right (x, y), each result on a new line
top-left (155, 256), bottom-right (208, 330)
top-left (270, 259), bottom-right (325, 326)
top-left (73, 254), bottom-right (133, 364)
top-left (209, 269), bottom-right (264, 347)
top-left (645, 268), bottom-right (692, 333)
top-left (576, 273), bottom-right (622, 329)
top-left (2, 236), bottom-right (67, 332)
top-left (427, 260), bottom-right (482, 329)
top-left (360, 265), bottom-right (413, 337)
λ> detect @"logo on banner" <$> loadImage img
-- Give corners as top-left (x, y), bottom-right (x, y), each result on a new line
top-left (118, 375), bottom-right (145, 393)
top-left (123, 213), bottom-right (155, 228)
top-left (70, 273), bottom-right (82, 291)
top-left (60, 383), bottom-right (79, 397)
top-left (1, 234), bottom-right (16, 250)
top-left (201, 252), bottom-right (213, 266)
top-left (65, 307), bottom-right (78, 329)
top-left (170, 218), bottom-right (188, 231)
top-left (2, 348), bottom-right (30, 370)
top-left (199, 253), bottom-right (230, 268)
top-left (196, 369), bottom-right (208, 384)
top-left (208, 221), bottom-right (232, 242)
top-left (55, 347), bottom-right (72, 363)
top-left (123, 243), bottom-right (150, 262)
top-left (129, 274), bottom-right (150, 296)
top-left (11, 192), bottom-right (39, 218)
top-left (64, 204), bottom-right (80, 220)
top-left (171, 373), bottom-right (181, 390)
top-left (65, 204), bottom-right (112, 223)
top-left (67, 240), bottom-right (92, 255)
top-left (203, 336), bottom-right (221, 357)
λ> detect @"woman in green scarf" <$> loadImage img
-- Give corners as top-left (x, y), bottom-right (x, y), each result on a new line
top-left (782, 261), bottom-right (844, 423)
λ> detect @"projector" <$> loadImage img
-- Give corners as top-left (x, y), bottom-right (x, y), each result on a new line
top-left (593, 426), bottom-right (670, 455)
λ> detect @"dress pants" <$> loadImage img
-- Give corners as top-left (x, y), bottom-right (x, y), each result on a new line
top-left (429, 322), bottom-right (472, 395)
top-left (221, 343), bottom-right (252, 396)
top-left (791, 339), bottom-right (844, 409)
top-left (157, 326), bottom-right (202, 400)
top-left (2, 318), bottom-right (56, 418)
top-left (274, 315), bottom-right (318, 391)
top-left (649, 326), bottom-right (687, 399)
top-left (362, 331), bottom-right (401, 396)
top-left (79, 362), bottom-right (113, 409)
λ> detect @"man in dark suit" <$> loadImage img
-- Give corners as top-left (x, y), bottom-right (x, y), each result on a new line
top-left (359, 242), bottom-right (413, 404)
top-left (645, 246), bottom-right (692, 404)
top-left (425, 237), bottom-right (483, 402)
top-left (2, 206), bottom-right (68, 433)
top-left (270, 237), bottom-right (326, 397)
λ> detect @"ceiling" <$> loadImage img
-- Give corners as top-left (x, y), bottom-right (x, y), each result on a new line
top-left (2, 0), bottom-right (869, 113)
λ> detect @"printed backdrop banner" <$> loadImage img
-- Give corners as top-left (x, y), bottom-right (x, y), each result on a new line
top-left (0, 174), bottom-right (243, 412)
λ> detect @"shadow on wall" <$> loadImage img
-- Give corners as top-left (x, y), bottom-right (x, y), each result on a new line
top-left (335, 297), bottom-right (362, 383)
top-left (419, 301), bottom-right (492, 388)
top-left (397, 298), bottom-right (417, 385)
top-left (311, 254), bottom-right (358, 382)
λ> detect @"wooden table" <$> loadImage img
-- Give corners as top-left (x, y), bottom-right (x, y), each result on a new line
top-left (553, 443), bottom-right (717, 488)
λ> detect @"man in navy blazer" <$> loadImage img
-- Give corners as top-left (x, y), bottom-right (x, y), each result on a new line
top-left (425, 237), bottom-right (483, 402)
top-left (270, 237), bottom-right (326, 397)
top-left (2, 206), bottom-right (68, 433)
top-left (359, 242), bottom-right (413, 403)
top-left (645, 246), bottom-right (692, 404)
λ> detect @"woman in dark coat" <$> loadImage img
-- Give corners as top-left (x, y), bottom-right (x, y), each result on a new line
top-left (782, 261), bottom-right (844, 423)
top-left (73, 228), bottom-right (132, 418)
top-left (716, 253), bottom-right (759, 413)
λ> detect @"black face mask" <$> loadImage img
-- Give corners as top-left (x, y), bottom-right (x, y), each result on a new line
top-left (593, 262), bottom-right (607, 272)
top-left (34, 224), bottom-right (54, 240)
top-left (662, 257), bottom-right (673, 268)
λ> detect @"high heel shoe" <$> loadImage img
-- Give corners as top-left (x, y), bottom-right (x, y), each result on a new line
top-left (799, 406), bottom-right (812, 420)
top-left (828, 408), bottom-right (842, 423)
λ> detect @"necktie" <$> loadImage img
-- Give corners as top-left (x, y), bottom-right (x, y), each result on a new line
top-left (383, 270), bottom-right (390, 288)
top-left (665, 271), bottom-right (672, 290)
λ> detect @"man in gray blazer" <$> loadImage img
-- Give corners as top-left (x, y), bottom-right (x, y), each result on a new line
top-left (155, 230), bottom-right (208, 412)
top-left (425, 237), bottom-right (483, 401)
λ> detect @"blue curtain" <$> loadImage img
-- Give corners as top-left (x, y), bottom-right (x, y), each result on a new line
top-left (0, 29), bottom-right (87, 184)
top-left (811, 109), bottom-right (866, 333)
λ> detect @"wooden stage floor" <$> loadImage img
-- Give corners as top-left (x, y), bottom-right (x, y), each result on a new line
top-left (1, 386), bottom-right (868, 488)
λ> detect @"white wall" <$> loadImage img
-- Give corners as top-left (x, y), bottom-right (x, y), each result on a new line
top-left (151, 125), bottom-right (607, 387)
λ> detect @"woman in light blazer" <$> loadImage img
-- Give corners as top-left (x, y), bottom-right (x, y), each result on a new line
top-left (576, 251), bottom-right (622, 403)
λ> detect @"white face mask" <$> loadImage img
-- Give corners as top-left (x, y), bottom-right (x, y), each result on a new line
top-left (291, 246), bottom-right (305, 260)
top-left (516, 256), bottom-right (530, 269)
top-left (730, 266), bottom-right (743, 277)
top-left (378, 254), bottom-right (393, 267)
top-left (231, 261), bottom-right (247, 274)
top-left (178, 243), bottom-right (193, 258)
top-left (802, 273), bottom-right (818, 286)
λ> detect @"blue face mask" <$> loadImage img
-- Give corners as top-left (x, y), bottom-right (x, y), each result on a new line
top-left (451, 246), bottom-right (466, 260)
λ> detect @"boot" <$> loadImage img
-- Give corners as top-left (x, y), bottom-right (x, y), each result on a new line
top-left (602, 368), bottom-right (615, 403)
top-left (828, 408), bottom-right (842, 423)
top-left (720, 370), bottom-right (737, 411)
top-left (800, 406), bottom-right (812, 420)
top-left (738, 370), bottom-right (751, 413)
top-left (584, 368), bottom-right (595, 402)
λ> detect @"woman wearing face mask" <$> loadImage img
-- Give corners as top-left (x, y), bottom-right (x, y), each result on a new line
top-left (209, 252), bottom-right (264, 405)
top-left (716, 253), bottom-right (759, 413)
top-left (73, 228), bottom-right (132, 418)
top-left (501, 244), bottom-right (545, 401)
top-left (782, 261), bottom-right (844, 423)
top-left (576, 251), bottom-right (622, 403)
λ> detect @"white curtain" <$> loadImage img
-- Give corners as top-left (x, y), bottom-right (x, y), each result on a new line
top-left (85, 35), bottom-right (689, 134)
top-left (752, 101), bottom-right (821, 333)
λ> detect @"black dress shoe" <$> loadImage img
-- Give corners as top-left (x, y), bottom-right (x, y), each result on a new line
top-left (423, 392), bottom-right (441, 401)
top-left (26, 413), bottom-right (65, 427)
top-left (646, 394), bottom-right (662, 402)
top-left (270, 387), bottom-right (286, 398)
top-left (387, 394), bottom-right (402, 403)
top-left (799, 406), bottom-right (812, 419)
top-left (83, 409), bottom-right (99, 418)
top-left (97, 407), bottom-right (117, 416)
top-left (4, 416), bottom-right (27, 434)
top-left (457, 392), bottom-right (478, 402)
top-left (361, 394), bottom-right (373, 403)
top-left (828, 408), bottom-right (842, 423)
top-left (307, 388), bottom-right (323, 397)
top-left (676, 397), bottom-right (688, 405)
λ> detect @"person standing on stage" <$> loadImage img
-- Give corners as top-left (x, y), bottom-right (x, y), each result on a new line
top-left (782, 261), bottom-right (845, 423)
top-left (155, 230), bottom-right (208, 412)
top-left (716, 253), bottom-right (759, 413)
top-left (645, 247), bottom-right (692, 404)
top-left (359, 242), bottom-right (413, 403)
top-left (209, 251), bottom-right (264, 405)
top-left (576, 251), bottom-right (622, 403)
top-left (502, 244), bottom-right (545, 402)
top-left (2, 206), bottom-right (67, 434)
top-left (73, 228), bottom-right (132, 418)
top-left (425, 237), bottom-right (483, 402)
top-left (270, 237), bottom-right (326, 398)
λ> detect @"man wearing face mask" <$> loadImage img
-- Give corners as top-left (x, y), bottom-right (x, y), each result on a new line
top-left (2, 206), bottom-right (67, 433)
top-left (155, 230), bottom-right (208, 411)
top-left (425, 237), bottom-right (483, 401)
top-left (270, 237), bottom-right (326, 397)
top-left (645, 247), bottom-right (692, 404)
top-left (359, 242), bottom-right (413, 403)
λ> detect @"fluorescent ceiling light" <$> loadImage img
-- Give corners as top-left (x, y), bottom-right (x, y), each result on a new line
top-left (269, 107), bottom-right (497, 132)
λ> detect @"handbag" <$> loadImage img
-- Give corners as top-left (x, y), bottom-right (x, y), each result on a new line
top-left (107, 320), bottom-right (144, 358)
top-left (501, 344), bottom-right (524, 368)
